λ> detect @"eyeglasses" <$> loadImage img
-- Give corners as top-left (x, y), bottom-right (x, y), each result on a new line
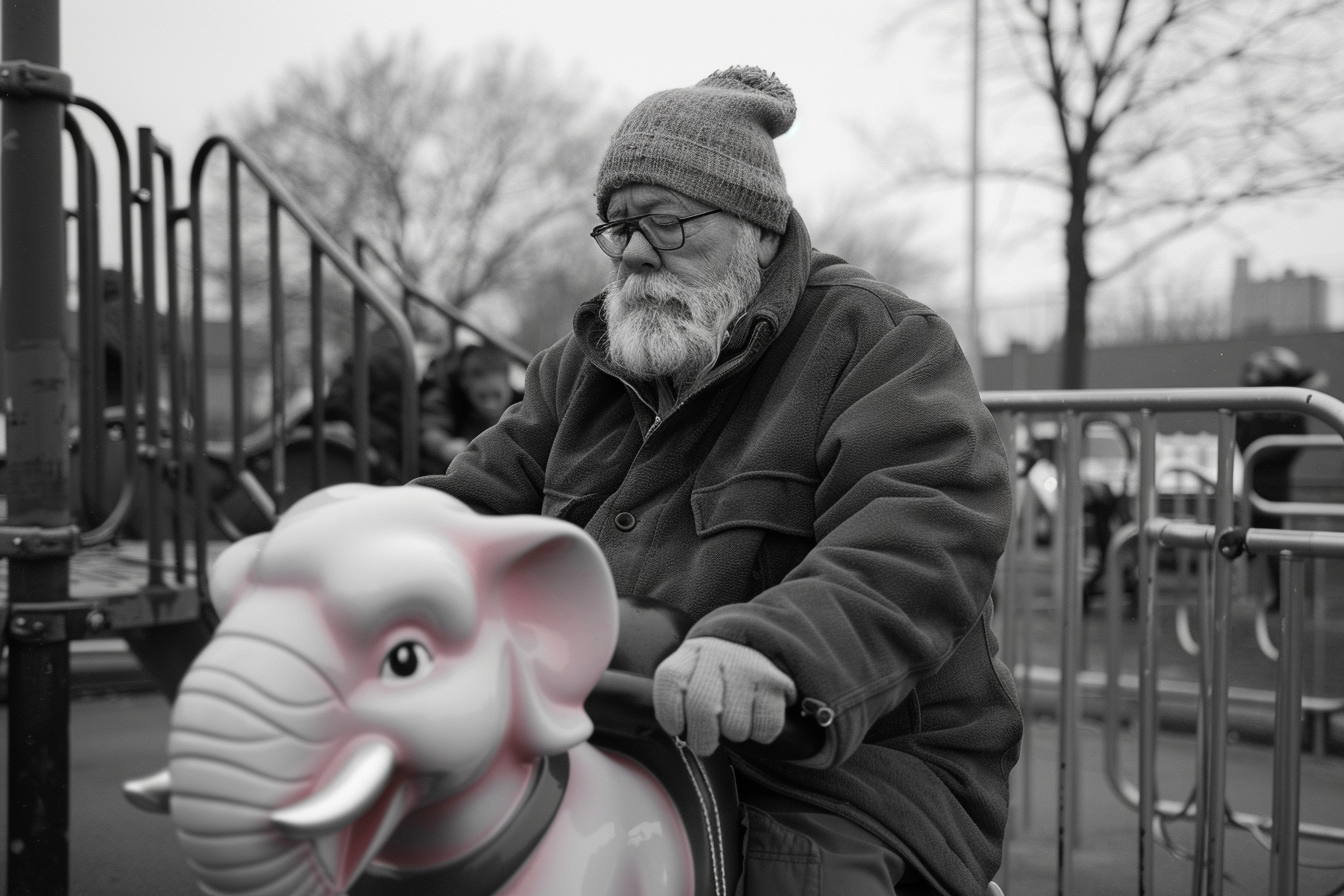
top-left (589, 209), bottom-right (722, 258)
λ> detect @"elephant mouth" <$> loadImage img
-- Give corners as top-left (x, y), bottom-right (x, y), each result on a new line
top-left (166, 633), bottom-right (420, 896)
top-left (273, 739), bottom-right (421, 893)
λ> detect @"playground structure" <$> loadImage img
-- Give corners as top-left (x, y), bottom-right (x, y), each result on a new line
top-left (1, 5), bottom-right (524, 892)
top-left (3, 2), bottom-right (1344, 893)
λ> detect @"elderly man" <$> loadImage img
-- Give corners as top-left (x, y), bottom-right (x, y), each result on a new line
top-left (412, 66), bottom-right (1019, 896)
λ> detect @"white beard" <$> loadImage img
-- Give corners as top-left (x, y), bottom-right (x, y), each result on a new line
top-left (603, 227), bottom-right (762, 389)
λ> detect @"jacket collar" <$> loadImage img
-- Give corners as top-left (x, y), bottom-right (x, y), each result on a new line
top-left (573, 208), bottom-right (814, 391)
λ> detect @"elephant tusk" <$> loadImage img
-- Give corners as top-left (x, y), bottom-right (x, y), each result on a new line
top-left (270, 740), bottom-right (398, 839)
top-left (123, 768), bottom-right (173, 814)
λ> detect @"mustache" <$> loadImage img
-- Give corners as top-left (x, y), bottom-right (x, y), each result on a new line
top-left (608, 271), bottom-right (695, 319)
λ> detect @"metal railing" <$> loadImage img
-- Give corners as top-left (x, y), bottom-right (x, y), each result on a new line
top-left (2, 43), bottom-right (524, 889)
top-left (986, 387), bottom-right (1344, 896)
top-left (44, 109), bottom-right (429, 587)
top-left (184, 136), bottom-right (420, 544)
top-left (352, 235), bottom-right (533, 369)
top-left (46, 123), bottom-right (547, 573)
top-left (1242, 433), bottom-right (1344, 752)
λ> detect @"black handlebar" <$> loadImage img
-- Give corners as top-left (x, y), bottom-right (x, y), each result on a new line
top-left (585, 669), bottom-right (827, 763)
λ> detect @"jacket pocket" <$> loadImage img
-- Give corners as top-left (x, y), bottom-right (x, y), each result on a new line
top-left (690, 471), bottom-right (818, 538)
top-left (738, 806), bottom-right (821, 896)
top-left (541, 489), bottom-right (604, 528)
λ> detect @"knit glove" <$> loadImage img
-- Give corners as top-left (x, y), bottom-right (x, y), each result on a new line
top-left (653, 636), bottom-right (797, 757)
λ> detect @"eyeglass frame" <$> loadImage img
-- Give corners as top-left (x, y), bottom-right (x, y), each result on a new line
top-left (589, 208), bottom-right (723, 258)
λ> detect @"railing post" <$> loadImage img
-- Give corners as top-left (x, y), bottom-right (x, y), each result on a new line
top-left (1017, 414), bottom-right (1036, 834)
top-left (66, 114), bottom-right (103, 528)
top-left (352, 238), bottom-right (370, 482)
top-left (1269, 551), bottom-right (1304, 896)
top-left (1136, 411), bottom-right (1158, 896)
top-left (153, 139), bottom-right (188, 580)
top-left (228, 151), bottom-right (244, 476)
top-left (1194, 409), bottom-right (1237, 895)
top-left (309, 245), bottom-right (326, 488)
top-left (1056, 410), bottom-right (1084, 894)
top-left (993, 410), bottom-right (1020, 893)
top-left (997, 413), bottom-right (1020, 812)
top-left (267, 195), bottom-right (286, 509)
top-left (2, 1), bottom-right (72, 893)
top-left (137, 127), bottom-right (165, 584)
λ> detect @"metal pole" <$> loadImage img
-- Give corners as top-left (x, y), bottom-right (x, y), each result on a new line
top-left (155, 139), bottom-right (187, 582)
top-left (1016, 413), bottom-right (1036, 834)
top-left (1194, 410), bottom-right (1236, 895)
top-left (309, 245), bottom-right (326, 488)
top-left (1269, 551), bottom-right (1303, 896)
top-left (1136, 411), bottom-right (1158, 896)
top-left (268, 196), bottom-right (285, 509)
top-left (964, 0), bottom-right (983, 385)
top-left (995, 411), bottom-right (1019, 892)
top-left (67, 114), bottom-right (102, 527)
top-left (2, 1), bottom-right (72, 893)
top-left (137, 128), bottom-right (164, 584)
top-left (1056, 410), bottom-right (1083, 894)
top-left (228, 153), bottom-right (243, 472)
top-left (352, 239), bottom-right (370, 482)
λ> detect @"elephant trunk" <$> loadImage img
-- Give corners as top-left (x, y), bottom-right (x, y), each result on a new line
top-left (165, 632), bottom-right (410, 896)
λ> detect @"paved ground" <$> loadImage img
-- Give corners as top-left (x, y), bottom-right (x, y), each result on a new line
top-left (1002, 717), bottom-right (1344, 895)
top-left (1, 543), bottom-right (1343, 892)
top-left (0, 693), bottom-right (198, 895)
top-left (1, 693), bottom-right (1342, 895)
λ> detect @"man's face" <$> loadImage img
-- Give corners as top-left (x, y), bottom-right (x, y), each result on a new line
top-left (606, 185), bottom-right (746, 286)
top-left (602, 185), bottom-right (763, 387)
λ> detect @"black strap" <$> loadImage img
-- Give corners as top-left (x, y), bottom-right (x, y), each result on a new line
top-left (349, 752), bottom-right (569, 896)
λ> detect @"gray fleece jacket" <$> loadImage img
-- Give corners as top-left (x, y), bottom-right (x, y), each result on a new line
top-left (412, 210), bottom-right (1021, 896)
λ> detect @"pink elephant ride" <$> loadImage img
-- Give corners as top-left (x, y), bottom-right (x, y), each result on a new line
top-left (123, 483), bottom-right (821, 896)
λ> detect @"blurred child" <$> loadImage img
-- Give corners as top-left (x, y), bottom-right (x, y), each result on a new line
top-left (419, 343), bottom-right (521, 472)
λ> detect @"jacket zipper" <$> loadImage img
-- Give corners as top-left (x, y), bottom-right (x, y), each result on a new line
top-left (638, 323), bottom-right (774, 444)
top-left (800, 697), bottom-right (836, 727)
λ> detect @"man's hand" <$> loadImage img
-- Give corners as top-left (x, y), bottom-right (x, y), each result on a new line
top-left (653, 636), bottom-right (797, 756)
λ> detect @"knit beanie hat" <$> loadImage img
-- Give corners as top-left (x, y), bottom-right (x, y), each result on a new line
top-left (595, 66), bottom-right (796, 235)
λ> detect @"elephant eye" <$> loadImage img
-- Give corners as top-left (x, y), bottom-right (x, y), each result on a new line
top-left (381, 641), bottom-right (433, 683)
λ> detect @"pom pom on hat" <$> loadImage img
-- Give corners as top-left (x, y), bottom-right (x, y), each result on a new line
top-left (595, 65), bottom-right (796, 234)
top-left (698, 65), bottom-right (792, 100)
top-left (695, 66), bottom-right (797, 138)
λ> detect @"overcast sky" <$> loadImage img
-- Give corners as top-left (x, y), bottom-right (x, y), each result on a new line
top-left (53, 0), bottom-right (1344, 346)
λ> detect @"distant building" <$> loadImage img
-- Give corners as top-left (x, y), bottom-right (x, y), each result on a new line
top-left (1229, 257), bottom-right (1328, 336)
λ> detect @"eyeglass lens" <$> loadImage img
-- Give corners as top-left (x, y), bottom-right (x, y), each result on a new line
top-left (596, 214), bottom-right (685, 255)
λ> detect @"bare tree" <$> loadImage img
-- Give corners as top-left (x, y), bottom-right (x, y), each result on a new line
top-left (227, 36), bottom-right (621, 316)
top-left (808, 194), bottom-right (946, 297)
top-left (884, 0), bottom-right (1344, 387)
top-left (1090, 265), bottom-right (1229, 345)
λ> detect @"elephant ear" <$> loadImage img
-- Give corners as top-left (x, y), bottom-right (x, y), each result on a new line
top-left (208, 533), bottom-right (269, 618)
top-left (472, 517), bottom-right (618, 757)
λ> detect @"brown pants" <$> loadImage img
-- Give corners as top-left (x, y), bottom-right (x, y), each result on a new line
top-left (738, 785), bottom-right (931, 896)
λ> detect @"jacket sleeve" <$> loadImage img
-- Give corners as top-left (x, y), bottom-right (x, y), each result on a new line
top-left (409, 336), bottom-right (577, 515)
top-left (687, 310), bottom-right (1013, 768)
